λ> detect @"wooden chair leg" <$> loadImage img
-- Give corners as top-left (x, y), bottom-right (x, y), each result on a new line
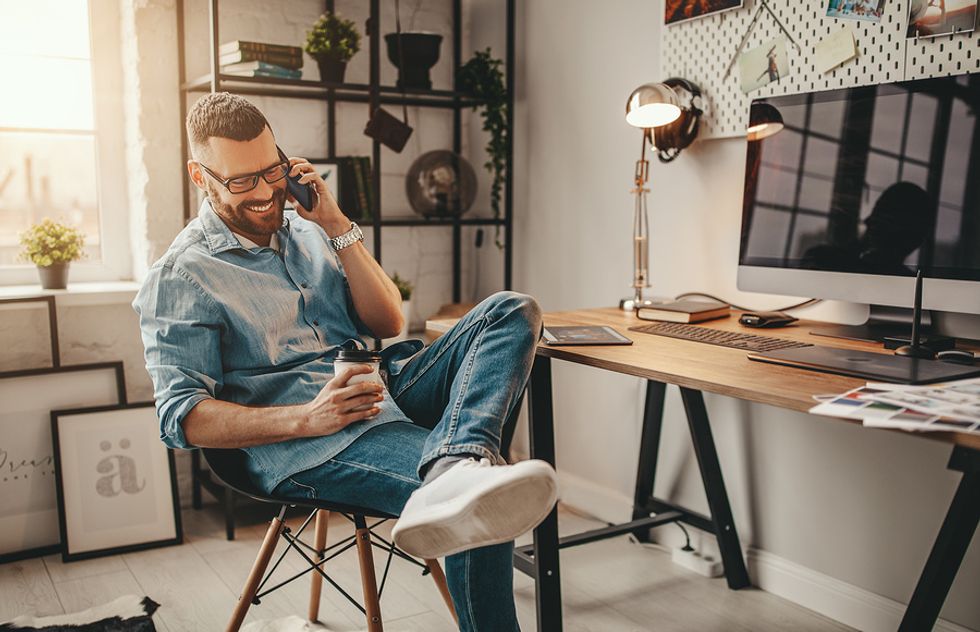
top-left (354, 516), bottom-right (383, 632)
top-left (226, 507), bottom-right (286, 632)
top-left (425, 558), bottom-right (458, 624)
top-left (307, 510), bottom-right (330, 622)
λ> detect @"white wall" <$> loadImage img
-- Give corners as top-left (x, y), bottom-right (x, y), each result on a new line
top-left (513, 1), bottom-right (979, 630)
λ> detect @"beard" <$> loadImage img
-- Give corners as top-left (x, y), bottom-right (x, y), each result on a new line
top-left (206, 182), bottom-right (287, 240)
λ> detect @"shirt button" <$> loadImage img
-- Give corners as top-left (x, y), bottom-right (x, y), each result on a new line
top-left (301, 282), bottom-right (309, 289)
top-left (313, 320), bottom-right (320, 326)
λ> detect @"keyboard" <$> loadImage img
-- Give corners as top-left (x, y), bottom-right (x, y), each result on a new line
top-left (629, 321), bottom-right (813, 353)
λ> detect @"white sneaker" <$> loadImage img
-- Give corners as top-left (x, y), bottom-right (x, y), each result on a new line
top-left (391, 458), bottom-right (559, 559)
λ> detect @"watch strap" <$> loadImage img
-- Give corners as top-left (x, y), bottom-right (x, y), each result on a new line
top-left (329, 222), bottom-right (364, 252)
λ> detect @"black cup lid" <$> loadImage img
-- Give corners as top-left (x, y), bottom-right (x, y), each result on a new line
top-left (335, 349), bottom-right (381, 362)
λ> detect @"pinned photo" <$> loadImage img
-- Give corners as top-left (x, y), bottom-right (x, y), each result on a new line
top-left (907, 0), bottom-right (978, 38)
top-left (665, 0), bottom-right (744, 25)
top-left (826, 0), bottom-right (886, 23)
top-left (739, 37), bottom-right (791, 93)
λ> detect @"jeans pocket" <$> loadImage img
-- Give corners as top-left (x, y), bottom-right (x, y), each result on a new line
top-left (285, 476), bottom-right (318, 501)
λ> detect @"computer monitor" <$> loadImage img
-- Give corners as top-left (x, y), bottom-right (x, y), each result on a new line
top-left (738, 74), bottom-right (980, 321)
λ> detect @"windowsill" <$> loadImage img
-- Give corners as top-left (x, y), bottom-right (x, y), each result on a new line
top-left (0, 281), bottom-right (141, 307)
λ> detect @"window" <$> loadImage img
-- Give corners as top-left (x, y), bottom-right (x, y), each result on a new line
top-left (0, 0), bottom-right (128, 285)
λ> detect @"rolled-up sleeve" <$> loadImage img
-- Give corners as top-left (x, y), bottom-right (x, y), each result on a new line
top-left (133, 264), bottom-right (224, 450)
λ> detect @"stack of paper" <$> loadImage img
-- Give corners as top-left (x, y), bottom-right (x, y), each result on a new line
top-left (809, 378), bottom-right (980, 435)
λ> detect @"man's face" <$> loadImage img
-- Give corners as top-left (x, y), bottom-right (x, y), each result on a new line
top-left (189, 126), bottom-right (287, 242)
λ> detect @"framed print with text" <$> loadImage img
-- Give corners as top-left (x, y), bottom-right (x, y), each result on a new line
top-left (0, 362), bottom-right (126, 562)
top-left (52, 402), bottom-right (181, 562)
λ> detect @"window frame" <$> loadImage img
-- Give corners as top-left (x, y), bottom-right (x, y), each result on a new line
top-left (0, 0), bottom-right (130, 286)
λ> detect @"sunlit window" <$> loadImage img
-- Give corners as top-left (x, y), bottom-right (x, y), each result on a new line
top-left (0, 1), bottom-right (105, 271)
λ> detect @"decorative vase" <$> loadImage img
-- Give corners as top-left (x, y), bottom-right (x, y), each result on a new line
top-left (37, 263), bottom-right (69, 290)
top-left (316, 58), bottom-right (347, 83)
top-left (406, 150), bottom-right (477, 218)
top-left (384, 32), bottom-right (442, 90)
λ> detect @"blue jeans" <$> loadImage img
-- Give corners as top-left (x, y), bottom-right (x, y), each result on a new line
top-left (273, 291), bottom-right (543, 632)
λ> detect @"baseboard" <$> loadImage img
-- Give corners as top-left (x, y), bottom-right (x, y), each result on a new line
top-left (553, 471), bottom-right (975, 632)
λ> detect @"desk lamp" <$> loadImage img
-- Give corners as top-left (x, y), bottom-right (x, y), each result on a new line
top-left (620, 82), bottom-right (682, 310)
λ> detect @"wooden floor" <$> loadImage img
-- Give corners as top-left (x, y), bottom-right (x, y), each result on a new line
top-left (0, 502), bottom-right (853, 631)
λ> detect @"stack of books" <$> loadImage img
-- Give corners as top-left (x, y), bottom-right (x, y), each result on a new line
top-left (335, 156), bottom-right (374, 220)
top-left (219, 40), bottom-right (303, 80)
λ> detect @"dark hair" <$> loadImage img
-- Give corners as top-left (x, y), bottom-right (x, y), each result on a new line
top-left (186, 92), bottom-right (270, 157)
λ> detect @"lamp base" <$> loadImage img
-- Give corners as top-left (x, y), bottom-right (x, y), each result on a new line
top-left (619, 294), bottom-right (670, 312)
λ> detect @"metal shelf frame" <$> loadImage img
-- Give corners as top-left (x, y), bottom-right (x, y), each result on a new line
top-left (176, 0), bottom-right (516, 299)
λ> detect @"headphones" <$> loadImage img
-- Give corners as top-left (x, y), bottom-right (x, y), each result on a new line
top-left (652, 77), bottom-right (703, 163)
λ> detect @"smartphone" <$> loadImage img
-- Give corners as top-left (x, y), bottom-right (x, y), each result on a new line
top-left (287, 171), bottom-right (317, 212)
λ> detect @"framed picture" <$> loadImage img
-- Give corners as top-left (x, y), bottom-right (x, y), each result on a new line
top-left (0, 362), bottom-right (126, 562)
top-left (826, 0), bottom-right (886, 23)
top-left (51, 402), bottom-right (181, 562)
top-left (0, 296), bottom-right (61, 369)
top-left (308, 159), bottom-right (341, 203)
top-left (665, 0), bottom-right (744, 25)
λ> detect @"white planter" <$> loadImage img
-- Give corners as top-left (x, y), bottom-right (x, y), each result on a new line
top-left (399, 300), bottom-right (412, 339)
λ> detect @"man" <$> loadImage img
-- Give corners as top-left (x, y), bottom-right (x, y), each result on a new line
top-left (133, 92), bottom-right (557, 630)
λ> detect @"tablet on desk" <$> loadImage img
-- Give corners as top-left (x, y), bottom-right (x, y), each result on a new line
top-left (542, 326), bottom-right (633, 346)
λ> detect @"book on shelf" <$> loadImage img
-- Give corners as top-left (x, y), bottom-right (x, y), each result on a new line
top-left (359, 157), bottom-right (374, 216)
top-left (635, 299), bottom-right (731, 323)
top-left (351, 157), bottom-right (372, 219)
top-left (221, 60), bottom-right (300, 74)
top-left (219, 40), bottom-right (303, 57)
top-left (221, 66), bottom-right (303, 80)
top-left (218, 50), bottom-right (303, 70)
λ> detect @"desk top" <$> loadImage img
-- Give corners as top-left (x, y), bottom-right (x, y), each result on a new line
top-left (426, 306), bottom-right (980, 451)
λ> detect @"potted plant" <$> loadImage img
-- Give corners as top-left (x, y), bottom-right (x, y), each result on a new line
top-left (305, 12), bottom-right (361, 83)
top-left (458, 48), bottom-right (508, 247)
top-left (19, 218), bottom-right (85, 289)
top-left (391, 272), bottom-right (414, 340)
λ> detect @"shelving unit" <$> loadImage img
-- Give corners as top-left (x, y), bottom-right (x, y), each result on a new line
top-left (175, 0), bottom-right (516, 300)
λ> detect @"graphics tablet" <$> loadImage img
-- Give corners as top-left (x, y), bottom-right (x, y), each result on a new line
top-left (542, 326), bottom-right (633, 346)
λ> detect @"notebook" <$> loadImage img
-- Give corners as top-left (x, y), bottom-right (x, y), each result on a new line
top-left (636, 299), bottom-right (730, 324)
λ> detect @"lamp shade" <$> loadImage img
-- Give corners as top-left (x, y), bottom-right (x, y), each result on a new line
top-left (747, 102), bottom-right (784, 141)
top-left (625, 83), bottom-right (681, 128)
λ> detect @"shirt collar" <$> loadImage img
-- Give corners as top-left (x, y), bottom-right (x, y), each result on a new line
top-left (233, 231), bottom-right (280, 252)
top-left (198, 198), bottom-right (288, 255)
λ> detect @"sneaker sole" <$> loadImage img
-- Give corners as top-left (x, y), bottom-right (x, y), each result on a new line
top-left (392, 466), bottom-right (558, 559)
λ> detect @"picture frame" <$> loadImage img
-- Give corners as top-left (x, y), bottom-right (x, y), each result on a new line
top-left (0, 296), bottom-right (61, 369)
top-left (0, 362), bottom-right (126, 563)
top-left (51, 402), bottom-right (182, 562)
top-left (665, 0), bottom-right (744, 25)
top-left (307, 159), bottom-right (341, 203)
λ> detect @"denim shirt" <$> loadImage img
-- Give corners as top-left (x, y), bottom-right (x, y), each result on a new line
top-left (133, 200), bottom-right (423, 493)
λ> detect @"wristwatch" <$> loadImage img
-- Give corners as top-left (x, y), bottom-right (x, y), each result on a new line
top-left (329, 222), bottom-right (364, 252)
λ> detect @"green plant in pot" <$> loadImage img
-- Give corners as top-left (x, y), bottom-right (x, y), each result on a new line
top-left (391, 272), bottom-right (414, 340)
top-left (19, 218), bottom-right (85, 289)
top-left (305, 12), bottom-right (361, 83)
top-left (458, 48), bottom-right (508, 247)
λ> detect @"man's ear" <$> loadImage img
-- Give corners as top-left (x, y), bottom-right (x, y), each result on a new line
top-left (187, 160), bottom-right (206, 190)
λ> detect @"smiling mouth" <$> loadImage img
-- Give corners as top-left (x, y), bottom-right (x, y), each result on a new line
top-left (245, 199), bottom-right (275, 213)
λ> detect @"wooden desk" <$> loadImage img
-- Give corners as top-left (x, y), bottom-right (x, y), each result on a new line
top-left (427, 307), bottom-right (980, 632)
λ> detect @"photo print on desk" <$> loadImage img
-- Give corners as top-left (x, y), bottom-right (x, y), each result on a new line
top-left (907, 0), bottom-right (978, 37)
top-left (0, 363), bottom-right (126, 562)
top-left (51, 402), bottom-right (181, 562)
top-left (665, 0), bottom-right (744, 25)
top-left (826, 0), bottom-right (886, 23)
top-left (739, 36), bottom-right (791, 93)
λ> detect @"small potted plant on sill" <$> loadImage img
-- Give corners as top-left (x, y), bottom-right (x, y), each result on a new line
top-left (391, 272), bottom-right (414, 340)
top-left (19, 218), bottom-right (85, 290)
top-left (305, 11), bottom-right (361, 84)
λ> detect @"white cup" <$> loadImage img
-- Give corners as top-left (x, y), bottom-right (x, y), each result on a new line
top-left (334, 350), bottom-right (385, 410)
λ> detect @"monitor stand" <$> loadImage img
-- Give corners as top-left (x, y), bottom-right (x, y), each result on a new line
top-left (810, 304), bottom-right (933, 344)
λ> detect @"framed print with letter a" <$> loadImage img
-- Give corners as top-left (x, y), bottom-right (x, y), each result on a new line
top-left (52, 402), bottom-right (181, 562)
top-left (0, 363), bottom-right (126, 562)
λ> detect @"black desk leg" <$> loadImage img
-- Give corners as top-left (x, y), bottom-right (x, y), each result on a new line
top-left (899, 446), bottom-right (980, 632)
top-left (191, 449), bottom-right (202, 510)
top-left (679, 387), bottom-right (751, 589)
top-left (527, 355), bottom-right (563, 632)
top-left (632, 380), bottom-right (667, 541)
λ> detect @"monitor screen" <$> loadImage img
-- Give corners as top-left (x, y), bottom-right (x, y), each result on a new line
top-left (740, 75), bottom-right (980, 284)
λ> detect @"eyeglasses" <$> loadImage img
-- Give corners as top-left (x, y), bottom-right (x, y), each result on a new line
top-left (198, 147), bottom-right (290, 194)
